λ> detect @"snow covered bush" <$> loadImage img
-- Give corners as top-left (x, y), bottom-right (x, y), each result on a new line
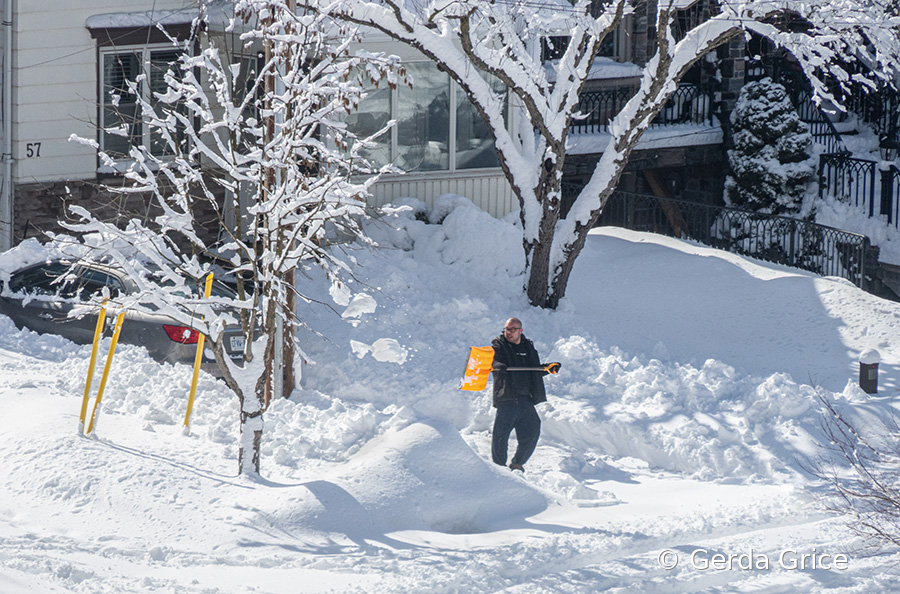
top-left (715, 78), bottom-right (819, 266)
top-left (725, 78), bottom-right (816, 215)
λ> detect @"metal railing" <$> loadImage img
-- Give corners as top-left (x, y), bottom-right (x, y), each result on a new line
top-left (571, 83), bottom-right (715, 134)
top-left (597, 191), bottom-right (871, 288)
top-left (846, 86), bottom-right (900, 140)
top-left (572, 87), bottom-right (635, 134)
top-left (793, 91), bottom-right (848, 155)
top-left (819, 153), bottom-right (878, 216)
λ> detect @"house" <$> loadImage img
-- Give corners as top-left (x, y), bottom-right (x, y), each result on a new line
top-left (0, 0), bottom-right (893, 264)
top-left (0, 0), bottom-right (744, 251)
top-left (344, 0), bottom-right (744, 219)
top-left (0, 0), bottom-right (241, 251)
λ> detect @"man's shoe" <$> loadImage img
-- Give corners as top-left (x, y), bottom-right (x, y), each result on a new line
top-left (509, 463), bottom-right (525, 473)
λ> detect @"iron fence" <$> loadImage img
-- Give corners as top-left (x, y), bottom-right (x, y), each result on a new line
top-left (572, 87), bottom-right (635, 134)
top-left (817, 154), bottom-right (900, 232)
top-left (598, 191), bottom-right (871, 288)
top-left (571, 83), bottom-right (714, 134)
top-left (847, 86), bottom-right (900, 139)
top-left (819, 153), bottom-right (878, 216)
top-left (793, 91), bottom-right (848, 155)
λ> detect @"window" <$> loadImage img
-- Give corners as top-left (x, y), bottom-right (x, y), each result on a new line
top-left (8, 263), bottom-right (125, 299)
top-left (233, 54), bottom-right (263, 123)
top-left (456, 79), bottom-right (503, 169)
top-left (345, 62), bottom-right (506, 173)
top-left (346, 81), bottom-right (392, 168)
top-left (100, 47), bottom-right (183, 158)
top-left (397, 62), bottom-right (451, 171)
top-left (542, 19), bottom-right (622, 62)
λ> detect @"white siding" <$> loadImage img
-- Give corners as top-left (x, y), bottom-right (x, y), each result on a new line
top-left (370, 171), bottom-right (518, 219)
top-left (13, 1), bottom-right (189, 183)
top-left (11, 4), bottom-right (522, 221)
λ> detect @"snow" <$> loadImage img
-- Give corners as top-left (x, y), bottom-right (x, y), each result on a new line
top-left (84, 1), bottom-right (235, 30)
top-left (544, 56), bottom-right (643, 82)
top-left (4, 197), bottom-right (900, 592)
top-left (566, 121), bottom-right (723, 155)
top-left (859, 348), bottom-right (881, 365)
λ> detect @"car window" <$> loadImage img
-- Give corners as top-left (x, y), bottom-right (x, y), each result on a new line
top-left (211, 279), bottom-right (238, 299)
top-left (150, 273), bottom-right (239, 299)
top-left (7, 263), bottom-right (125, 300)
top-left (78, 268), bottom-right (126, 298)
top-left (8, 263), bottom-right (73, 296)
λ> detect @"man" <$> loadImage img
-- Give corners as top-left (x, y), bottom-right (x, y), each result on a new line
top-left (490, 317), bottom-right (559, 473)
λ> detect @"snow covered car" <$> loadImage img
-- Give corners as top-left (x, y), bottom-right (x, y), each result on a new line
top-left (0, 260), bottom-right (248, 374)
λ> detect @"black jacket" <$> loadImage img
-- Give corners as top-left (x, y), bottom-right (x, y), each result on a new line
top-left (491, 334), bottom-right (547, 407)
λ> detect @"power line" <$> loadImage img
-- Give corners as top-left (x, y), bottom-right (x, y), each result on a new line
top-left (15, 1), bottom-right (890, 71)
top-left (435, 0), bottom-right (895, 25)
top-left (19, 4), bottom-right (202, 71)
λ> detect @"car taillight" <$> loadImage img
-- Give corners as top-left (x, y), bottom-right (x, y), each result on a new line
top-left (163, 324), bottom-right (200, 344)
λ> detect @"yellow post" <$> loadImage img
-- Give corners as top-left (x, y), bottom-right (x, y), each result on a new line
top-left (79, 301), bottom-right (107, 434)
top-left (85, 310), bottom-right (125, 436)
top-left (183, 273), bottom-right (214, 435)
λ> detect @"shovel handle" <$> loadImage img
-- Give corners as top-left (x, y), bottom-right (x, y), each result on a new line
top-left (505, 362), bottom-right (561, 374)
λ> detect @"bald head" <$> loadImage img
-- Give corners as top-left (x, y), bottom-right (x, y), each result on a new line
top-left (503, 317), bottom-right (523, 344)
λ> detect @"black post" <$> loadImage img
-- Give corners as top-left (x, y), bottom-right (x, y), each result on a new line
top-left (859, 349), bottom-right (880, 394)
top-left (881, 166), bottom-right (893, 223)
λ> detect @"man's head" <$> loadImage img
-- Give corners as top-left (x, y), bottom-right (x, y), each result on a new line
top-left (503, 317), bottom-right (523, 344)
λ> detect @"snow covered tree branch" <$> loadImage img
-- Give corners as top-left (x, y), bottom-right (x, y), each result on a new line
top-left (297, 0), bottom-right (900, 308)
top-left (64, 0), bottom-right (399, 476)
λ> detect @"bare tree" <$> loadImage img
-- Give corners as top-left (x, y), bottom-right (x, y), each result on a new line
top-left (810, 390), bottom-right (900, 551)
top-left (296, 0), bottom-right (900, 308)
top-left (66, 0), bottom-right (398, 476)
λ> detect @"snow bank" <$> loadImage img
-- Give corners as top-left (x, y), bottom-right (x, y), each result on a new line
top-left (273, 421), bottom-right (548, 536)
top-left (4, 192), bottom-right (900, 592)
top-left (543, 339), bottom-right (821, 481)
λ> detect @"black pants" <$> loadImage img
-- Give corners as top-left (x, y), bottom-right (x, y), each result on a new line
top-left (491, 397), bottom-right (541, 467)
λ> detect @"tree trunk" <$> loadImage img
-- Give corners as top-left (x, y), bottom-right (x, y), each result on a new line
top-left (283, 269), bottom-right (296, 396)
top-left (241, 334), bottom-right (273, 477)
top-left (525, 158), bottom-right (564, 308)
top-left (239, 408), bottom-right (263, 476)
top-left (211, 336), bottom-right (264, 477)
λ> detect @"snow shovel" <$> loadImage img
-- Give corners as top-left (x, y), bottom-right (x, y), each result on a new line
top-left (460, 346), bottom-right (560, 391)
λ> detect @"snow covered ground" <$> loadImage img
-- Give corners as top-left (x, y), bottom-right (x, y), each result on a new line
top-left (3, 196), bottom-right (900, 593)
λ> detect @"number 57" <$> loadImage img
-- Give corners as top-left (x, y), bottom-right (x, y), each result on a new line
top-left (26, 142), bottom-right (41, 158)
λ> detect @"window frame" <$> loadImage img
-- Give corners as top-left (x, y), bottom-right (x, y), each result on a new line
top-left (98, 44), bottom-right (185, 159)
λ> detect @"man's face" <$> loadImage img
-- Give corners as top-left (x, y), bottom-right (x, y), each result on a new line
top-left (504, 321), bottom-right (523, 344)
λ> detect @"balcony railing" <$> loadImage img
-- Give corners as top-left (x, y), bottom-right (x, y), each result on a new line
top-left (570, 83), bottom-right (716, 134)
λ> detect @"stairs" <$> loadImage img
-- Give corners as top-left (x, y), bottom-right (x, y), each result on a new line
top-left (796, 92), bottom-right (900, 301)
